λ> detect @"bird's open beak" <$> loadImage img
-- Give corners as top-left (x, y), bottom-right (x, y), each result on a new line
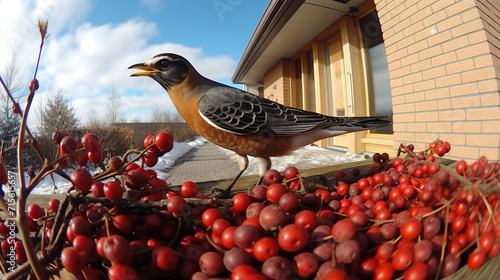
top-left (128, 63), bottom-right (159, 77)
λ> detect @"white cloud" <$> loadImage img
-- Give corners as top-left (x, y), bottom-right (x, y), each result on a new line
top-left (140, 0), bottom-right (164, 13)
top-left (38, 19), bottom-right (159, 97)
top-left (0, 0), bottom-right (91, 74)
top-left (0, 0), bottom-right (237, 127)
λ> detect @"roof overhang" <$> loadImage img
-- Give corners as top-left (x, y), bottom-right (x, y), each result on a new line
top-left (232, 0), bottom-right (365, 85)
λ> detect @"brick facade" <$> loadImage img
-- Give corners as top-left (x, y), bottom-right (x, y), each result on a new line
top-left (263, 59), bottom-right (291, 105)
top-left (375, 0), bottom-right (500, 161)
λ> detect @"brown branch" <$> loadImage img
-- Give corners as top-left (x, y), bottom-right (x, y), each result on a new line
top-left (0, 142), bottom-right (9, 213)
top-left (0, 76), bottom-right (23, 117)
top-left (3, 261), bottom-right (31, 280)
top-left (15, 20), bottom-right (50, 280)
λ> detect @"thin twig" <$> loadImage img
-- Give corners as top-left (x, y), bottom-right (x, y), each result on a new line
top-left (15, 20), bottom-right (50, 280)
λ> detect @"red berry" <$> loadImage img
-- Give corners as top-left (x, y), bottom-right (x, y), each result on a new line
top-left (400, 218), bottom-right (422, 240)
top-left (71, 167), bottom-right (92, 193)
top-left (60, 136), bottom-right (78, 155)
top-left (263, 169), bottom-right (282, 185)
top-left (232, 193), bottom-right (252, 212)
top-left (284, 166), bottom-right (299, 180)
top-left (104, 181), bottom-right (123, 200)
top-left (155, 132), bottom-right (174, 153)
top-left (28, 203), bottom-right (45, 220)
top-left (202, 208), bottom-right (223, 228)
top-left (266, 183), bottom-right (287, 204)
top-left (108, 156), bottom-right (124, 171)
top-left (374, 263), bottom-right (394, 280)
top-left (48, 199), bottom-right (60, 213)
top-left (108, 264), bottom-right (139, 280)
top-left (293, 252), bottom-right (318, 277)
top-left (331, 219), bottom-right (357, 243)
top-left (278, 224), bottom-right (308, 252)
top-left (199, 251), bottom-right (226, 276)
top-left (181, 181), bottom-right (199, 198)
top-left (337, 183), bottom-right (349, 197)
top-left (61, 247), bottom-right (86, 274)
top-left (467, 248), bottom-right (486, 269)
top-left (455, 160), bottom-right (468, 175)
top-left (335, 170), bottom-right (347, 181)
top-left (143, 135), bottom-right (155, 150)
top-left (91, 182), bottom-right (105, 197)
top-left (152, 246), bottom-right (179, 271)
top-left (253, 236), bottom-right (280, 262)
top-left (73, 235), bottom-right (96, 259)
top-left (404, 262), bottom-right (428, 280)
top-left (435, 143), bottom-right (447, 157)
top-left (392, 248), bottom-right (413, 271)
top-left (143, 151), bottom-right (158, 167)
top-left (81, 133), bottom-right (101, 152)
top-left (103, 235), bottom-right (131, 264)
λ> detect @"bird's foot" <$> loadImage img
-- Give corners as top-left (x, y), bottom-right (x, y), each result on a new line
top-left (211, 187), bottom-right (232, 199)
top-left (247, 177), bottom-right (264, 196)
top-left (247, 185), bottom-right (255, 196)
top-left (256, 176), bottom-right (263, 186)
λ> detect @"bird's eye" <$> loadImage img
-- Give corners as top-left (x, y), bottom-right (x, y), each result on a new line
top-left (157, 59), bottom-right (169, 69)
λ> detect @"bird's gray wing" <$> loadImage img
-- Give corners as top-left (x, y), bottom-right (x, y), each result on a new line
top-left (198, 86), bottom-right (339, 136)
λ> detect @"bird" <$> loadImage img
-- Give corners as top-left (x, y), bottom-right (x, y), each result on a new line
top-left (129, 53), bottom-right (391, 197)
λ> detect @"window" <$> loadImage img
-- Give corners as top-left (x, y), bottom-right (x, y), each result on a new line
top-left (306, 50), bottom-right (316, 111)
top-left (294, 58), bottom-right (303, 109)
top-left (293, 51), bottom-right (316, 111)
top-left (360, 11), bottom-right (393, 134)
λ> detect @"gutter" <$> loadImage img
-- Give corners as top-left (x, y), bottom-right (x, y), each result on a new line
top-left (231, 0), bottom-right (305, 84)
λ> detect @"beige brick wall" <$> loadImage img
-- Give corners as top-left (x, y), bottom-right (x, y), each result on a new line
top-left (375, 0), bottom-right (500, 161)
top-left (263, 59), bottom-right (291, 105)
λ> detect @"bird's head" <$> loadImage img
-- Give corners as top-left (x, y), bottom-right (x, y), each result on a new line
top-left (128, 53), bottom-right (191, 91)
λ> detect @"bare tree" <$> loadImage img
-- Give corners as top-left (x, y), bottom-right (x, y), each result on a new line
top-left (39, 89), bottom-right (79, 135)
top-left (0, 52), bottom-right (24, 142)
top-left (149, 107), bottom-right (184, 123)
top-left (129, 115), bottom-right (142, 123)
top-left (86, 108), bottom-right (105, 127)
top-left (105, 86), bottom-right (124, 125)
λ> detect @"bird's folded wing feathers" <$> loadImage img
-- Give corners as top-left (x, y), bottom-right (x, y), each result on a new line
top-left (198, 87), bottom-right (389, 136)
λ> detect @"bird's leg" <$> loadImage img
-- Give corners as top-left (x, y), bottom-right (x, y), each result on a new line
top-left (212, 154), bottom-right (248, 198)
top-left (255, 176), bottom-right (263, 186)
top-left (247, 157), bottom-right (271, 195)
top-left (256, 157), bottom-right (271, 185)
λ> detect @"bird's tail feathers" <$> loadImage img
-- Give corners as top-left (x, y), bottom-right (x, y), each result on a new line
top-left (326, 116), bottom-right (392, 132)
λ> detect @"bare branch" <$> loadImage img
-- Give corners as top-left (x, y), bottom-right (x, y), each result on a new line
top-left (105, 85), bottom-right (124, 125)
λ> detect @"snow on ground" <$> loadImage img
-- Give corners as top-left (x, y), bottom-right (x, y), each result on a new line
top-left (4, 137), bottom-right (207, 195)
top-left (148, 137), bottom-right (207, 180)
top-left (218, 144), bottom-right (371, 176)
top-left (4, 137), bottom-right (369, 195)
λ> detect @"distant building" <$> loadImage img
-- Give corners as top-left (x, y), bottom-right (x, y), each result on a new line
top-left (233, 0), bottom-right (499, 161)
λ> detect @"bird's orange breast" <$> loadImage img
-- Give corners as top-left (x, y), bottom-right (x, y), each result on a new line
top-left (172, 94), bottom-right (293, 158)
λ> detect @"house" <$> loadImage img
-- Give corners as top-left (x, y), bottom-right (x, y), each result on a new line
top-left (232, 0), bottom-right (499, 162)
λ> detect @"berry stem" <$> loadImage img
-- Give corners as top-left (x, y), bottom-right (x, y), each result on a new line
top-left (479, 191), bottom-right (497, 227)
top-left (331, 242), bottom-right (337, 268)
top-left (438, 163), bottom-right (473, 189)
top-left (435, 201), bottom-right (451, 280)
top-left (168, 218), bottom-right (183, 248)
top-left (204, 227), bottom-right (227, 253)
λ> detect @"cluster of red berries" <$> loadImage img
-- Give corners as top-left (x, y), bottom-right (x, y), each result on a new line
top-left (67, 132), bottom-right (174, 200)
top-left (53, 132), bottom-right (104, 166)
top-left (1, 138), bottom-right (499, 280)
top-left (142, 132), bottom-right (174, 167)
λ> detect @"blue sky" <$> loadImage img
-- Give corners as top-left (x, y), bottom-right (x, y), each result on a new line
top-left (87, 0), bottom-right (265, 65)
top-left (0, 0), bottom-right (268, 126)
